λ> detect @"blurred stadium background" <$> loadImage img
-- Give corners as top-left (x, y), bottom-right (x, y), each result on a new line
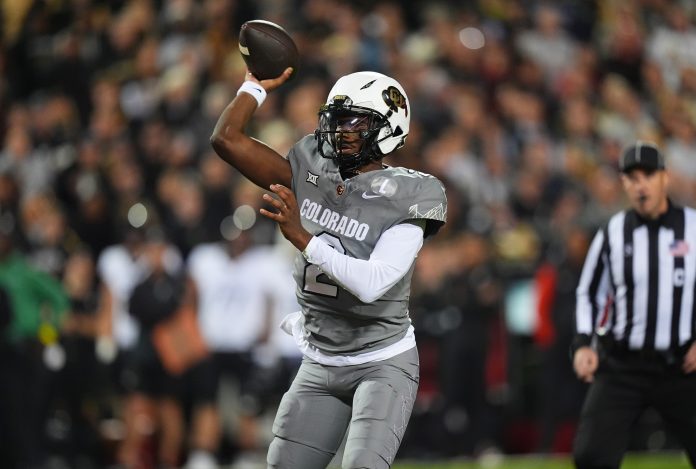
top-left (2, 0), bottom-right (696, 468)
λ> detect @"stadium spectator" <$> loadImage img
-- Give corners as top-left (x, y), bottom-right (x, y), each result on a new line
top-left (185, 212), bottom-right (277, 467)
top-left (0, 224), bottom-right (69, 468)
top-left (97, 226), bottom-right (148, 372)
top-left (55, 249), bottom-right (113, 466)
top-left (515, 3), bottom-right (580, 86)
top-left (118, 232), bottom-right (188, 469)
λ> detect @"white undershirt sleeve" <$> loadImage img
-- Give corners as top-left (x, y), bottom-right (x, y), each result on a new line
top-left (302, 221), bottom-right (425, 303)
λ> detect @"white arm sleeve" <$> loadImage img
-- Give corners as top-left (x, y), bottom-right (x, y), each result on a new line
top-left (302, 221), bottom-right (425, 303)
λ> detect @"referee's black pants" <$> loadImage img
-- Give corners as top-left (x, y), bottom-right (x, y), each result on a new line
top-left (573, 349), bottom-right (696, 469)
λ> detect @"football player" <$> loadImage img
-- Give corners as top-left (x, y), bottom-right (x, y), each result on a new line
top-left (210, 68), bottom-right (447, 469)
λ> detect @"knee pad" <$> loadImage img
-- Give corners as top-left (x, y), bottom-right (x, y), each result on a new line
top-left (266, 437), bottom-right (284, 468)
top-left (267, 436), bottom-right (334, 469)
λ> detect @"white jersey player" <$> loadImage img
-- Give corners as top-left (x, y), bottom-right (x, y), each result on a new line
top-left (211, 68), bottom-right (447, 469)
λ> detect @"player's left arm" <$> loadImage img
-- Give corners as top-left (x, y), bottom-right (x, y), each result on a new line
top-left (302, 220), bottom-right (425, 303)
top-left (335, 173), bottom-right (447, 301)
top-left (261, 184), bottom-right (430, 303)
top-left (263, 174), bottom-right (446, 302)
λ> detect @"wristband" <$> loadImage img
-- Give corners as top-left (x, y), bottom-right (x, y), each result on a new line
top-left (237, 81), bottom-right (267, 107)
top-left (302, 236), bottom-right (319, 262)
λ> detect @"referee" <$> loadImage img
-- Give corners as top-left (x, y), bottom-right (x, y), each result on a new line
top-left (572, 142), bottom-right (696, 469)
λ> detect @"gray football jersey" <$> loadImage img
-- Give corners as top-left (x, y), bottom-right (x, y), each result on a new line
top-left (287, 135), bottom-right (447, 356)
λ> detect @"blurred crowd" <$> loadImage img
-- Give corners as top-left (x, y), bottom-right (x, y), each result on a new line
top-left (2, 0), bottom-right (696, 468)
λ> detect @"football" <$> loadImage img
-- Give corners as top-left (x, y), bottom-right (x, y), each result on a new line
top-left (238, 20), bottom-right (299, 80)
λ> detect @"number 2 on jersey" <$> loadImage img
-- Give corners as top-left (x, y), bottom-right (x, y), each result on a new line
top-left (303, 232), bottom-right (344, 297)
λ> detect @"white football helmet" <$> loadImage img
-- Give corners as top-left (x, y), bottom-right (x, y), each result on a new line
top-left (315, 71), bottom-right (410, 175)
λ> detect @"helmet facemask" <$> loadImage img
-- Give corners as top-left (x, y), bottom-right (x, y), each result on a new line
top-left (316, 98), bottom-right (389, 177)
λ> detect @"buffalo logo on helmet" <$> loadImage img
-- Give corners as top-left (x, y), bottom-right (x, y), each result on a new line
top-left (382, 86), bottom-right (408, 117)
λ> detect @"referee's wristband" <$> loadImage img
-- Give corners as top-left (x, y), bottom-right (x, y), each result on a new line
top-left (237, 81), bottom-right (267, 107)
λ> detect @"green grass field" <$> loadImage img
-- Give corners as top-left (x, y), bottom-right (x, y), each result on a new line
top-left (391, 452), bottom-right (690, 469)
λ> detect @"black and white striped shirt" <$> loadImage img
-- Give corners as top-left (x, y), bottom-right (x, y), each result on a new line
top-left (575, 202), bottom-right (696, 352)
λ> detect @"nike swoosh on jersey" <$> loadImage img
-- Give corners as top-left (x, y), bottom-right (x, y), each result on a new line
top-left (361, 192), bottom-right (383, 199)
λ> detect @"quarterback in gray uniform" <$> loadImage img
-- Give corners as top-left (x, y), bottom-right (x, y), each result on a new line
top-left (211, 67), bottom-right (447, 469)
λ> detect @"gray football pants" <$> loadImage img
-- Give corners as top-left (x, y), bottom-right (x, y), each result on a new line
top-left (266, 347), bottom-right (419, 469)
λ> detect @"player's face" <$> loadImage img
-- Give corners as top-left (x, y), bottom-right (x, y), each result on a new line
top-left (620, 168), bottom-right (669, 219)
top-left (335, 115), bottom-right (369, 155)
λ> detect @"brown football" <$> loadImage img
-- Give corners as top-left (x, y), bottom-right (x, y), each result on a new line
top-left (238, 20), bottom-right (298, 80)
